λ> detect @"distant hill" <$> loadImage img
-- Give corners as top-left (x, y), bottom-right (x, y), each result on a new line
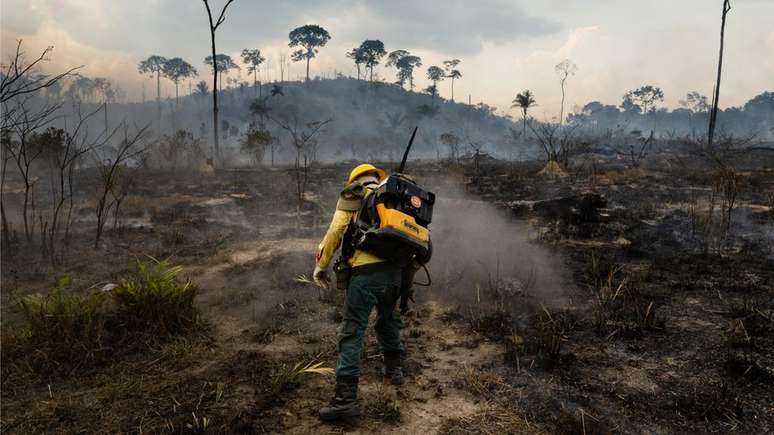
top-left (98, 78), bottom-right (522, 164)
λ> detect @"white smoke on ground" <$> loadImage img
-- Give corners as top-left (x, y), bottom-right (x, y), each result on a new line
top-left (423, 186), bottom-right (569, 311)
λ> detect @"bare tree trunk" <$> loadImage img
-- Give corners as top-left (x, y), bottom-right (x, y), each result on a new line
top-left (707, 0), bottom-right (731, 149)
top-left (22, 178), bottom-right (30, 241)
top-left (30, 179), bottom-right (36, 241)
top-left (156, 70), bottom-right (162, 131)
top-left (113, 196), bottom-right (123, 230)
top-left (559, 80), bottom-right (566, 126)
top-left (451, 77), bottom-right (455, 101)
top-left (306, 56), bottom-right (310, 82)
top-left (64, 164), bottom-right (75, 243)
top-left (0, 151), bottom-right (9, 246)
top-left (522, 113), bottom-right (527, 137)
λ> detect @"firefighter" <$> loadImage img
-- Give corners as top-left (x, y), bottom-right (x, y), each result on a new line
top-left (314, 163), bottom-right (406, 422)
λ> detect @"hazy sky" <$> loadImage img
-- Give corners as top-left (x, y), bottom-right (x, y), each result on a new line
top-left (2, 0), bottom-right (772, 119)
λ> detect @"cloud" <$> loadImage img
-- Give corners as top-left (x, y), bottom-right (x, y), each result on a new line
top-left (767, 32), bottom-right (774, 72)
top-left (1, 0), bottom-right (771, 112)
top-left (353, 0), bottom-right (562, 54)
top-left (3, 0), bottom-right (560, 56)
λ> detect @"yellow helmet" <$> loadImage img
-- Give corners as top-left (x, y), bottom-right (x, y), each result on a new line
top-left (348, 163), bottom-right (386, 184)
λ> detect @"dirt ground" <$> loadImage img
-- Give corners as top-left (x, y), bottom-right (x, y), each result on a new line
top-left (1, 156), bottom-right (773, 434)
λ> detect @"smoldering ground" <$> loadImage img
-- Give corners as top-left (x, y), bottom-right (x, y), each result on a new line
top-left (422, 183), bottom-right (569, 313)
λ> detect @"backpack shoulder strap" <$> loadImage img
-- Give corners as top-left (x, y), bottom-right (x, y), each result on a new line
top-left (336, 182), bottom-right (367, 212)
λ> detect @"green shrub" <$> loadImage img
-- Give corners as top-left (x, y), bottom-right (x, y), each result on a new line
top-left (114, 257), bottom-right (199, 335)
top-left (3, 259), bottom-right (202, 377)
top-left (19, 284), bottom-right (109, 365)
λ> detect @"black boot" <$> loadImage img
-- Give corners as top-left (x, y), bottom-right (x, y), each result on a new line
top-left (383, 351), bottom-right (405, 385)
top-left (319, 376), bottom-right (361, 421)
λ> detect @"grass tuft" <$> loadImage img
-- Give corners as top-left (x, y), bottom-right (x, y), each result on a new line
top-left (585, 255), bottom-right (660, 338)
top-left (2, 258), bottom-right (204, 378)
top-left (113, 256), bottom-right (199, 335)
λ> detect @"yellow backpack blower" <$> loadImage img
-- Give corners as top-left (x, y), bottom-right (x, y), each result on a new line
top-left (352, 127), bottom-right (435, 267)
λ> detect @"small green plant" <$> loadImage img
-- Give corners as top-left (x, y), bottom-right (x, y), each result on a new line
top-left (3, 259), bottom-right (205, 378)
top-left (114, 257), bottom-right (199, 335)
top-left (14, 279), bottom-right (110, 369)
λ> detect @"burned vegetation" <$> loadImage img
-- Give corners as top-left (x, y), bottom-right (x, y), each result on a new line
top-left (2, 1), bottom-right (774, 433)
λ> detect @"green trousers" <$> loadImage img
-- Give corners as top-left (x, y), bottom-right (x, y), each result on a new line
top-left (335, 263), bottom-right (404, 378)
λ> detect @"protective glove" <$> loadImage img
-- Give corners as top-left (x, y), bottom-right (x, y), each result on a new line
top-left (313, 264), bottom-right (330, 289)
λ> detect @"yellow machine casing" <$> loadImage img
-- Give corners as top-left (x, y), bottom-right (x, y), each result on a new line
top-left (375, 203), bottom-right (430, 244)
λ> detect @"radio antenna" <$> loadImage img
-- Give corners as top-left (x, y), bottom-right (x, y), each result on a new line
top-left (398, 126), bottom-right (418, 173)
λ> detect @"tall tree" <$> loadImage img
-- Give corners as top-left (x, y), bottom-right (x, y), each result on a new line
top-left (162, 58), bottom-right (198, 106)
top-left (359, 40), bottom-right (387, 82)
top-left (279, 52), bottom-right (288, 82)
top-left (202, 0), bottom-right (236, 164)
top-left (194, 80), bottom-right (209, 96)
top-left (426, 66), bottom-right (444, 87)
top-left (622, 85), bottom-right (664, 131)
top-left (288, 24), bottom-right (331, 81)
top-left (241, 48), bottom-right (266, 91)
top-left (137, 55), bottom-right (167, 127)
top-left (93, 77), bottom-right (115, 135)
top-left (386, 50), bottom-right (408, 87)
top-left (680, 91), bottom-right (710, 113)
top-left (345, 46), bottom-right (366, 80)
top-left (397, 56), bottom-right (422, 91)
top-left (386, 50), bottom-right (421, 90)
top-left (679, 91), bottom-right (710, 134)
top-left (511, 90), bottom-right (537, 136)
top-left (426, 66), bottom-right (444, 102)
top-left (708, 0), bottom-right (732, 149)
top-left (204, 54), bottom-right (239, 91)
top-left (443, 59), bottom-right (461, 101)
top-left (68, 76), bottom-right (97, 103)
top-left (554, 59), bottom-right (577, 125)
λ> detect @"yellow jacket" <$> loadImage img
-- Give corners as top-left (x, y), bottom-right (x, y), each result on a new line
top-left (316, 184), bottom-right (383, 269)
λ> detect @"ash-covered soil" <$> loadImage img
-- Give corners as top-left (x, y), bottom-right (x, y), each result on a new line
top-left (2, 157), bottom-right (773, 434)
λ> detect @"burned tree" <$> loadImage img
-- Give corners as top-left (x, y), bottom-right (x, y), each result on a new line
top-left (271, 112), bottom-right (331, 224)
top-left (3, 98), bottom-right (60, 242)
top-left (202, 0), bottom-right (236, 164)
top-left (43, 104), bottom-right (104, 263)
top-left (1, 40), bottom-right (77, 247)
top-left (707, 0), bottom-right (732, 149)
top-left (92, 125), bottom-right (149, 248)
top-left (616, 129), bottom-right (655, 168)
top-left (0, 41), bottom-right (79, 105)
top-left (440, 132), bottom-right (461, 162)
top-left (528, 120), bottom-right (579, 169)
top-left (555, 59), bottom-right (577, 125)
